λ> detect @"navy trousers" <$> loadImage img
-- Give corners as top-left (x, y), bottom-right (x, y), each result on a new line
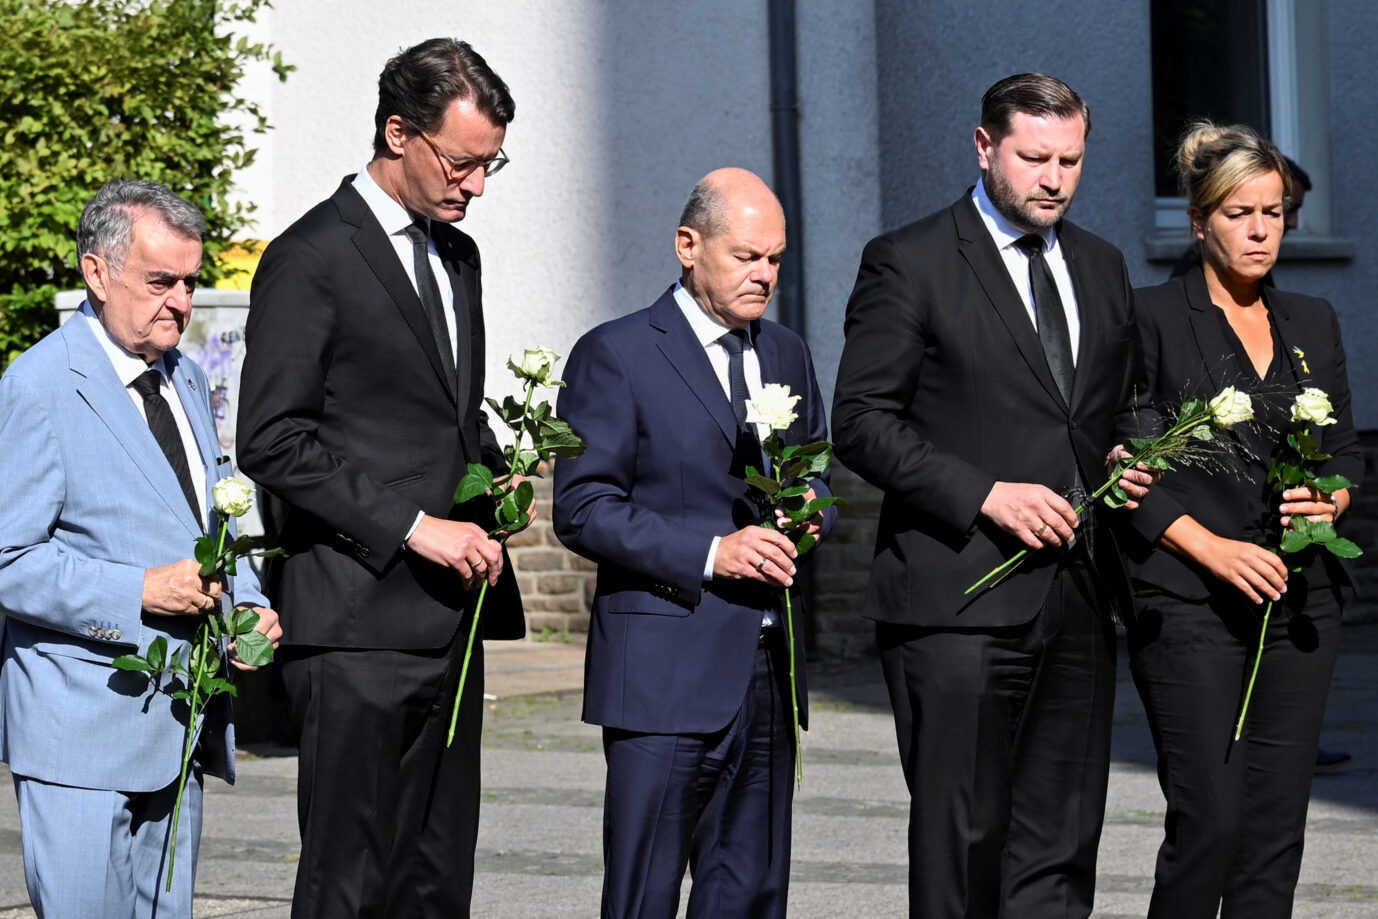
top-left (599, 630), bottom-right (794, 919)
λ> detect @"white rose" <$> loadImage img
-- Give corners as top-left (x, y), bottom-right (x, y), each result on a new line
top-left (1292, 387), bottom-right (1337, 426)
top-left (744, 383), bottom-right (801, 431)
top-left (211, 477), bottom-right (255, 517)
top-left (509, 346), bottom-right (561, 384)
top-left (1208, 386), bottom-right (1254, 429)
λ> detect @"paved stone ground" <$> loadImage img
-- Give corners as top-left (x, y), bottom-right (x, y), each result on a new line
top-left (0, 625), bottom-right (1375, 918)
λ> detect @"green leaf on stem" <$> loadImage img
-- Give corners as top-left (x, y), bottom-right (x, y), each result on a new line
top-left (1190, 424), bottom-right (1212, 441)
top-left (794, 533), bottom-right (816, 555)
top-left (233, 628), bottom-right (274, 667)
top-left (1102, 481), bottom-right (1129, 510)
top-left (222, 554), bottom-right (238, 577)
top-left (1324, 537), bottom-right (1362, 558)
top-left (194, 536), bottom-right (217, 578)
top-left (111, 654), bottom-right (150, 672)
top-left (1313, 474), bottom-right (1354, 493)
top-left (1280, 528), bottom-right (1313, 554)
top-left (745, 475), bottom-right (780, 496)
top-left (229, 606), bottom-right (260, 635)
top-left (778, 484), bottom-right (810, 499)
top-left (147, 635), bottom-right (167, 671)
top-left (454, 463), bottom-right (495, 504)
top-left (202, 676), bottom-right (238, 698)
top-left (513, 479), bottom-right (534, 514)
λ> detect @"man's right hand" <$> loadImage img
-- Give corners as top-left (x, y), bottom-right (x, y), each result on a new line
top-left (714, 526), bottom-right (798, 588)
top-left (143, 558), bottom-right (221, 616)
top-left (980, 481), bottom-right (1080, 550)
top-left (406, 515), bottom-right (503, 588)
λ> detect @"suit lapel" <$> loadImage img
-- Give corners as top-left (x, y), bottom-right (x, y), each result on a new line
top-left (1058, 224), bottom-right (1099, 411)
top-left (335, 181), bottom-right (458, 404)
top-left (64, 320), bottom-right (203, 538)
top-left (1181, 267), bottom-right (1234, 394)
top-left (649, 291), bottom-right (740, 446)
top-left (434, 226), bottom-right (476, 422)
top-left (953, 197), bottom-right (1067, 411)
top-left (167, 351), bottom-right (218, 525)
top-left (1262, 288), bottom-right (1309, 386)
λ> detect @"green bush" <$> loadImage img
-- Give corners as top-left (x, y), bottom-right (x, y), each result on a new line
top-left (0, 0), bottom-right (291, 370)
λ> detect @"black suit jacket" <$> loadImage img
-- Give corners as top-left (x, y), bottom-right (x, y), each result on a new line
top-left (237, 177), bottom-right (523, 649)
top-left (832, 192), bottom-right (1142, 628)
top-left (1123, 267), bottom-right (1362, 600)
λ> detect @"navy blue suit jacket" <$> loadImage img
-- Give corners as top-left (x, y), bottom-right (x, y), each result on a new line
top-left (554, 286), bottom-right (835, 735)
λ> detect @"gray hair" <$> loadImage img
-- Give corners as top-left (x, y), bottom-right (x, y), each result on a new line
top-left (77, 180), bottom-right (207, 276)
top-left (678, 179), bottom-right (729, 237)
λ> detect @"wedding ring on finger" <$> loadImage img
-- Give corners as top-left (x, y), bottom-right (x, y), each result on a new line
top-left (1036, 524), bottom-right (1050, 538)
top-left (756, 557), bottom-right (768, 572)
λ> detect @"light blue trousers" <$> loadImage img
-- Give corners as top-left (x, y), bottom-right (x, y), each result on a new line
top-left (12, 768), bottom-right (202, 919)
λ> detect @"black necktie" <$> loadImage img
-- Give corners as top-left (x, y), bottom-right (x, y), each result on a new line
top-left (131, 368), bottom-right (201, 525)
top-left (1015, 233), bottom-right (1075, 402)
top-left (718, 329), bottom-right (750, 427)
top-left (402, 220), bottom-right (457, 382)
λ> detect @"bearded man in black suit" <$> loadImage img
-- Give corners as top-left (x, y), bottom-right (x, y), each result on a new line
top-left (237, 38), bottom-right (523, 919)
top-left (832, 73), bottom-right (1155, 919)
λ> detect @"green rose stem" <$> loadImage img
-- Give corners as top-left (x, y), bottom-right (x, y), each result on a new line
top-left (165, 624), bottom-right (212, 890)
top-left (112, 478), bottom-right (280, 892)
top-left (1235, 567), bottom-right (1278, 742)
top-left (446, 381), bottom-right (537, 748)
top-left (965, 401), bottom-right (1219, 595)
top-left (1233, 401), bottom-right (1359, 741)
top-left (768, 450), bottom-right (804, 787)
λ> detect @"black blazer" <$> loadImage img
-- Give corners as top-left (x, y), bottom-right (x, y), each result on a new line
top-left (237, 177), bottom-right (523, 649)
top-left (832, 192), bottom-right (1142, 629)
top-left (1124, 267), bottom-right (1363, 600)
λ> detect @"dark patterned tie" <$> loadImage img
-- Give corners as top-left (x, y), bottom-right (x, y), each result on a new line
top-left (131, 368), bottom-right (201, 525)
top-left (1015, 233), bottom-right (1075, 402)
top-left (718, 329), bottom-right (750, 427)
top-left (402, 220), bottom-right (457, 382)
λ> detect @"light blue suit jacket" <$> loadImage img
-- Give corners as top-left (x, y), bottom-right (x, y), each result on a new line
top-left (0, 309), bottom-right (267, 792)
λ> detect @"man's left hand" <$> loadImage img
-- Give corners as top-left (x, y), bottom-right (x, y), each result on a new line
top-left (774, 487), bottom-right (824, 540)
top-left (229, 606), bottom-right (283, 671)
top-left (1107, 445), bottom-right (1159, 509)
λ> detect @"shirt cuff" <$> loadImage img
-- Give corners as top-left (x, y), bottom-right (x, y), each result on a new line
top-left (402, 510), bottom-right (426, 548)
top-left (703, 535), bottom-right (722, 581)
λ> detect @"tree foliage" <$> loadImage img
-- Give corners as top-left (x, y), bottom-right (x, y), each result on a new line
top-left (0, 0), bottom-right (291, 369)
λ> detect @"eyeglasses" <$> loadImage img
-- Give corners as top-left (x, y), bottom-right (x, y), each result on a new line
top-left (417, 131), bottom-right (509, 180)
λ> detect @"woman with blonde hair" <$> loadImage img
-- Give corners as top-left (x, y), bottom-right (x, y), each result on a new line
top-left (1123, 121), bottom-right (1362, 917)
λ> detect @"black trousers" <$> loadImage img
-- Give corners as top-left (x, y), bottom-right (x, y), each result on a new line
top-left (281, 629), bottom-right (485, 919)
top-left (876, 562), bottom-right (1116, 919)
top-left (599, 630), bottom-right (795, 919)
top-left (1129, 583), bottom-right (1341, 919)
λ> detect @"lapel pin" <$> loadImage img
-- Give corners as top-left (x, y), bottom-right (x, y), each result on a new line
top-left (1291, 346), bottom-right (1310, 375)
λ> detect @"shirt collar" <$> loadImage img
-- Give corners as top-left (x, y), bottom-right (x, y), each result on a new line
top-left (353, 165), bottom-right (421, 237)
top-left (673, 281), bottom-right (754, 349)
top-left (972, 177), bottom-right (1058, 253)
top-left (78, 300), bottom-right (169, 386)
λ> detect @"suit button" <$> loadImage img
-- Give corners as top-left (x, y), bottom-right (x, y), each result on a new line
top-left (1069, 420), bottom-right (1079, 430)
top-left (109, 630), bottom-right (121, 641)
top-left (358, 547), bottom-right (370, 558)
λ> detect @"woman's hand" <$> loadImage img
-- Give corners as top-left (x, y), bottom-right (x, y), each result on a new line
top-left (1160, 516), bottom-right (1288, 604)
top-left (1280, 485), bottom-right (1348, 527)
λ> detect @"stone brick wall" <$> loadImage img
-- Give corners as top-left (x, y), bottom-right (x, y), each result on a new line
top-left (508, 436), bottom-right (1378, 645)
top-left (505, 473), bottom-right (594, 635)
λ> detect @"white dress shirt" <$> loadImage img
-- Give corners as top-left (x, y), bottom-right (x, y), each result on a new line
top-left (353, 167), bottom-right (459, 544)
top-left (80, 302), bottom-right (206, 529)
top-left (352, 166), bottom-right (459, 361)
top-left (971, 178), bottom-right (1081, 363)
top-left (673, 283), bottom-right (779, 626)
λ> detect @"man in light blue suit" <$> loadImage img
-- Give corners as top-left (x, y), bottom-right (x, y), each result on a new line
top-left (0, 180), bottom-right (281, 918)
